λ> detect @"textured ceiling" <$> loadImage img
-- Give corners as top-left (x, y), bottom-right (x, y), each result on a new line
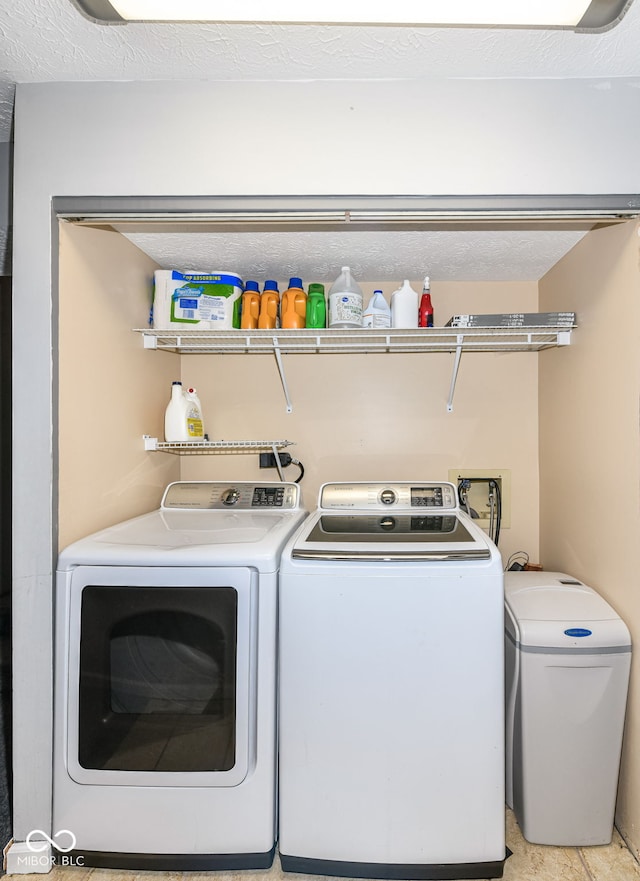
top-left (3, 0), bottom-right (640, 280)
top-left (121, 228), bottom-right (589, 282)
top-left (2, 0), bottom-right (640, 142)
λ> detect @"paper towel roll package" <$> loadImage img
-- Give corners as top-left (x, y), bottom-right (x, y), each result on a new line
top-left (152, 270), bottom-right (242, 330)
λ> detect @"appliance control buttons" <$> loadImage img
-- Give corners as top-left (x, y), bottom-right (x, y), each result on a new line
top-left (221, 488), bottom-right (240, 506)
top-left (252, 486), bottom-right (286, 507)
top-left (379, 489), bottom-right (397, 506)
top-left (442, 487), bottom-right (455, 508)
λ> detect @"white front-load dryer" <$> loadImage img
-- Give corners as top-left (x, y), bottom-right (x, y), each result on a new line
top-left (53, 481), bottom-right (305, 871)
top-left (278, 482), bottom-right (505, 880)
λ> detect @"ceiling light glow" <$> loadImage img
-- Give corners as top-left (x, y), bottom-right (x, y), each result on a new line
top-left (73, 0), bottom-right (634, 30)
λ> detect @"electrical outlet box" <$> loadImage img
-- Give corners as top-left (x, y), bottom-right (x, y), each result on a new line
top-left (448, 469), bottom-right (511, 529)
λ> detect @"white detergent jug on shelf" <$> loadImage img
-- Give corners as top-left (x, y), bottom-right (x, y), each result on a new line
top-left (391, 279), bottom-right (419, 328)
top-left (362, 290), bottom-right (391, 328)
top-left (328, 266), bottom-right (363, 328)
top-left (164, 381), bottom-right (205, 442)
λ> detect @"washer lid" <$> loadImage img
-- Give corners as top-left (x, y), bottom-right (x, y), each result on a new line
top-left (290, 508), bottom-right (494, 561)
top-left (504, 571), bottom-right (631, 651)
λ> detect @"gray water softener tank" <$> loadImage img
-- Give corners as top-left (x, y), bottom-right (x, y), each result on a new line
top-left (504, 571), bottom-right (631, 846)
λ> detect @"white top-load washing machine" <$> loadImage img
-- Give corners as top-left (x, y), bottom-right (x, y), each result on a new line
top-left (53, 481), bottom-right (305, 871)
top-left (278, 482), bottom-right (505, 880)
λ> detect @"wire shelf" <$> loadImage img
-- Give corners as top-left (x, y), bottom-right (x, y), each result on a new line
top-left (143, 437), bottom-right (295, 455)
top-left (135, 325), bottom-right (573, 355)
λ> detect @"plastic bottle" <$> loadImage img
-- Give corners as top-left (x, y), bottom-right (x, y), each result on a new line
top-left (391, 279), bottom-right (419, 329)
top-left (164, 381), bottom-right (205, 443)
top-left (328, 266), bottom-right (363, 329)
top-left (281, 277), bottom-right (307, 329)
top-left (418, 276), bottom-right (434, 328)
top-left (241, 280), bottom-right (261, 330)
top-left (258, 279), bottom-right (280, 329)
top-left (185, 387), bottom-right (206, 439)
top-left (165, 381), bottom-right (186, 442)
top-left (362, 290), bottom-right (391, 328)
top-left (306, 283), bottom-right (326, 328)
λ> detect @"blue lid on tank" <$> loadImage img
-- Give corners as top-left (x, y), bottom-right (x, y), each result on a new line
top-left (289, 277), bottom-right (303, 288)
top-left (263, 279), bottom-right (279, 292)
top-left (244, 280), bottom-right (260, 292)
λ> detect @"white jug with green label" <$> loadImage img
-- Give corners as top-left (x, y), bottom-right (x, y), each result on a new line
top-left (328, 266), bottom-right (363, 328)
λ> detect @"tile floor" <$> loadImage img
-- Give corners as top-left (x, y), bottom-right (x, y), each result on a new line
top-left (501, 810), bottom-right (640, 881)
top-left (14, 810), bottom-right (640, 881)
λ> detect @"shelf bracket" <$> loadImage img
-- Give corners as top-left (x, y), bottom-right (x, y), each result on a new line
top-left (447, 336), bottom-right (464, 413)
top-left (271, 442), bottom-right (285, 481)
top-left (272, 337), bottom-right (293, 413)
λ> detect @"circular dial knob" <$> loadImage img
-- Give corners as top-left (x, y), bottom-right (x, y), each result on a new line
top-left (379, 489), bottom-right (397, 506)
top-left (221, 488), bottom-right (240, 506)
top-left (379, 517), bottom-right (396, 531)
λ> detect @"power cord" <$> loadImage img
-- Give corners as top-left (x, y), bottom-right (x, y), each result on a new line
top-left (289, 456), bottom-right (305, 483)
top-left (506, 551), bottom-right (529, 571)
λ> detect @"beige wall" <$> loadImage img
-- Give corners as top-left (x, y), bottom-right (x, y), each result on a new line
top-left (539, 220), bottom-right (640, 857)
top-left (58, 223), bottom-right (179, 549)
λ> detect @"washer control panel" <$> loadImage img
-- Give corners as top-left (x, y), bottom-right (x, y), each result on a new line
top-left (319, 482), bottom-right (457, 511)
top-left (162, 481), bottom-right (300, 510)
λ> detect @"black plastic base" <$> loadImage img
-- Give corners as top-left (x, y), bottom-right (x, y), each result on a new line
top-left (65, 845), bottom-right (276, 871)
top-left (280, 851), bottom-right (508, 880)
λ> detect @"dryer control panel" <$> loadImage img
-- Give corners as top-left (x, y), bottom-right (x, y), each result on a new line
top-left (162, 481), bottom-right (300, 510)
top-left (319, 482), bottom-right (458, 511)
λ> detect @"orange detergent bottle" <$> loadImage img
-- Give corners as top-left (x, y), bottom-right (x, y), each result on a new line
top-left (281, 277), bottom-right (307, 329)
top-left (258, 279), bottom-right (280, 329)
top-left (240, 280), bottom-right (261, 329)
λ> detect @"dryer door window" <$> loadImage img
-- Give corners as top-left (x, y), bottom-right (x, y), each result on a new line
top-left (78, 586), bottom-right (237, 773)
top-left (64, 566), bottom-right (254, 787)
